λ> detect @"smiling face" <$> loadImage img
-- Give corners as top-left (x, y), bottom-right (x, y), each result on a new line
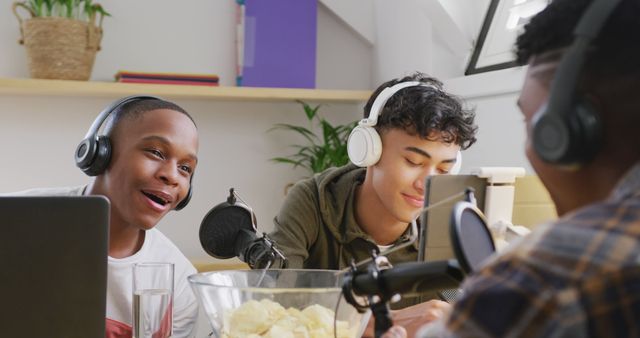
top-left (368, 128), bottom-right (460, 224)
top-left (100, 108), bottom-right (199, 231)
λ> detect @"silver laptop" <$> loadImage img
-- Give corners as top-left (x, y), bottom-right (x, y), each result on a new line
top-left (419, 174), bottom-right (488, 262)
top-left (0, 196), bottom-right (110, 338)
top-left (418, 175), bottom-right (490, 303)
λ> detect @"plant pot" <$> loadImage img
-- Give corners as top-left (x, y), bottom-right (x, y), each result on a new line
top-left (12, 3), bottom-right (103, 81)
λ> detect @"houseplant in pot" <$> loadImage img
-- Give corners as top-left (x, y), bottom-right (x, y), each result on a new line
top-left (270, 100), bottom-right (358, 192)
top-left (12, 0), bottom-right (110, 80)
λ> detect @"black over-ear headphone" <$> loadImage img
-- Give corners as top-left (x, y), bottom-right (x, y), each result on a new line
top-left (74, 95), bottom-right (193, 210)
top-left (531, 0), bottom-right (623, 167)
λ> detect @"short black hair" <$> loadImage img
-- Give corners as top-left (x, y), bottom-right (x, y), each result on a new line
top-left (516, 0), bottom-right (640, 88)
top-left (103, 98), bottom-right (196, 136)
top-left (364, 72), bottom-right (477, 150)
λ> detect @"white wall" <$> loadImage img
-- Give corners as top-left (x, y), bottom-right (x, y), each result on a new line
top-left (445, 67), bottom-right (532, 173)
top-left (316, 3), bottom-right (373, 90)
top-left (372, 0), bottom-right (434, 83)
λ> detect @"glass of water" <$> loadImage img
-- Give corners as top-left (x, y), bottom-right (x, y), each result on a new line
top-left (133, 262), bottom-right (174, 338)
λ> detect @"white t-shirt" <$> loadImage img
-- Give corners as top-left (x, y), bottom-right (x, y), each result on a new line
top-left (3, 186), bottom-right (199, 337)
top-left (107, 228), bottom-right (198, 338)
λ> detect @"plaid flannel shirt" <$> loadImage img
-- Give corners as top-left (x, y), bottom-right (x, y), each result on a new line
top-left (432, 163), bottom-right (640, 338)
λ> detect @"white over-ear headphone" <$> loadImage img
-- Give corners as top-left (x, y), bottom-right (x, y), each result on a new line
top-left (347, 81), bottom-right (462, 174)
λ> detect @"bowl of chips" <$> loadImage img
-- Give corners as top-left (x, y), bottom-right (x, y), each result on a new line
top-left (189, 269), bottom-right (370, 338)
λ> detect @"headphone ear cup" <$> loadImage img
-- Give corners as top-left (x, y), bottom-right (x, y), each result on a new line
top-left (532, 104), bottom-right (571, 164)
top-left (175, 176), bottom-right (193, 211)
top-left (75, 138), bottom-right (97, 172)
top-left (533, 99), bottom-right (601, 166)
top-left (347, 125), bottom-right (382, 167)
top-left (82, 136), bottom-right (112, 176)
top-left (175, 186), bottom-right (192, 211)
top-left (568, 100), bottom-right (602, 164)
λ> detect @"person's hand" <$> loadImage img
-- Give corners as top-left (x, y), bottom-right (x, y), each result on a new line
top-left (391, 300), bottom-right (451, 337)
top-left (361, 300), bottom-right (451, 338)
top-left (381, 325), bottom-right (408, 338)
top-left (393, 300), bottom-right (451, 327)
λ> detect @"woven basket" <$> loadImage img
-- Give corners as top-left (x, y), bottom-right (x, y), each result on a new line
top-left (12, 2), bottom-right (103, 81)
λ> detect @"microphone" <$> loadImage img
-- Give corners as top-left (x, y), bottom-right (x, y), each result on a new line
top-left (345, 260), bottom-right (464, 301)
top-left (199, 188), bottom-right (287, 269)
top-left (341, 255), bottom-right (464, 338)
top-left (341, 188), bottom-right (492, 338)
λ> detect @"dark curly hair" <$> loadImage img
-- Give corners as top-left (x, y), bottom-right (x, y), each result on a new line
top-left (363, 72), bottom-right (477, 150)
top-left (515, 0), bottom-right (640, 89)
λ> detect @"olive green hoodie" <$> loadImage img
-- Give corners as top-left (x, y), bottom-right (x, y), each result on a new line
top-left (270, 163), bottom-right (419, 270)
top-left (270, 164), bottom-right (438, 307)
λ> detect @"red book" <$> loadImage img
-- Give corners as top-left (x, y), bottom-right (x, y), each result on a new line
top-left (118, 78), bottom-right (219, 86)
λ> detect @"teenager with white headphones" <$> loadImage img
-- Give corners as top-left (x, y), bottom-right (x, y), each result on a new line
top-left (270, 72), bottom-right (477, 308)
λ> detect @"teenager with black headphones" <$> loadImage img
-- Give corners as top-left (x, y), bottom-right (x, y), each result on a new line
top-left (4, 96), bottom-right (200, 337)
top-left (269, 72), bottom-right (477, 312)
top-left (380, 0), bottom-right (640, 337)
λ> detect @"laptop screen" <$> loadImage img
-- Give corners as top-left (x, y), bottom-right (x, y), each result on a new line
top-left (419, 174), bottom-right (488, 262)
top-left (0, 196), bottom-right (109, 338)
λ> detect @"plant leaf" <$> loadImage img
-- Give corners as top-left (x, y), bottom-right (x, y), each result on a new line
top-left (296, 100), bottom-right (321, 121)
top-left (269, 123), bottom-right (319, 145)
top-left (269, 102), bottom-right (358, 176)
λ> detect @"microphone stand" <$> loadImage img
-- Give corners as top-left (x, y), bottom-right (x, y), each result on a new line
top-left (243, 232), bottom-right (288, 269)
top-left (342, 253), bottom-right (395, 338)
top-left (341, 188), bottom-right (477, 338)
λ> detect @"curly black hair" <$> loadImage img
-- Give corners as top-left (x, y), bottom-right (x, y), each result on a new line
top-left (363, 72), bottom-right (477, 150)
top-left (516, 0), bottom-right (640, 86)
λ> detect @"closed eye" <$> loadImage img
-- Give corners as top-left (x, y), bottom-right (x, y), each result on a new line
top-left (405, 158), bottom-right (421, 167)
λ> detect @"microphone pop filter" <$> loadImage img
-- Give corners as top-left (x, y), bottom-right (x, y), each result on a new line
top-left (199, 201), bottom-right (256, 259)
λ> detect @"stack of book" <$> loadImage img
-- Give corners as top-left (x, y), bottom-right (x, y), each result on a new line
top-left (115, 71), bottom-right (219, 86)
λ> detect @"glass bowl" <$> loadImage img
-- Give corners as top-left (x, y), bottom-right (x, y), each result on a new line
top-left (189, 269), bottom-right (370, 338)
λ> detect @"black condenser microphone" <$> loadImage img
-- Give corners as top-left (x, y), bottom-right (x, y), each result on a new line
top-left (341, 255), bottom-right (464, 338)
top-left (199, 188), bottom-right (287, 269)
top-left (346, 260), bottom-right (464, 300)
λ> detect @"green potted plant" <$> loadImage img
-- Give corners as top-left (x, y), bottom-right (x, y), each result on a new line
top-left (12, 0), bottom-right (110, 80)
top-left (270, 100), bottom-right (358, 179)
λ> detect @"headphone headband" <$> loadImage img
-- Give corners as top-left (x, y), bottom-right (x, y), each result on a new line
top-left (348, 80), bottom-right (461, 169)
top-left (532, 0), bottom-right (623, 166)
top-left (545, 0), bottom-right (623, 119)
top-left (83, 95), bottom-right (161, 140)
top-left (362, 81), bottom-right (438, 127)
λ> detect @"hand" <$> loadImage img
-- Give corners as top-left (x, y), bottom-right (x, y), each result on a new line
top-left (381, 326), bottom-right (408, 338)
top-left (393, 300), bottom-right (451, 328)
top-left (362, 300), bottom-right (451, 338)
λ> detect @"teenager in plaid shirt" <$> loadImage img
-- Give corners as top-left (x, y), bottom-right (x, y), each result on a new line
top-left (381, 0), bottom-right (640, 337)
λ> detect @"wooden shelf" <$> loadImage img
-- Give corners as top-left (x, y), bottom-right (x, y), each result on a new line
top-left (0, 77), bottom-right (370, 103)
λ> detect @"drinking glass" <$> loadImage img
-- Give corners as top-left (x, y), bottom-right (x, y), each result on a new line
top-left (132, 262), bottom-right (174, 338)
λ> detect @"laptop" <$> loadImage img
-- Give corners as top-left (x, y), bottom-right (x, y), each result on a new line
top-left (418, 175), bottom-right (495, 303)
top-left (0, 196), bottom-right (110, 338)
top-left (419, 174), bottom-right (488, 262)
